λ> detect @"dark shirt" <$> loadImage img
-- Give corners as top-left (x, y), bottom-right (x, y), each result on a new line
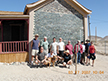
top-left (85, 43), bottom-right (91, 53)
top-left (63, 54), bottom-right (71, 63)
top-left (37, 52), bottom-right (46, 61)
top-left (32, 39), bottom-right (39, 50)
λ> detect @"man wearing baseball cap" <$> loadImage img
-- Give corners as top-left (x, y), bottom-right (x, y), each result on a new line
top-left (31, 34), bottom-right (40, 67)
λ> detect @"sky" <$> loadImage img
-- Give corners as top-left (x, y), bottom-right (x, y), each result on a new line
top-left (0, 0), bottom-right (108, 38)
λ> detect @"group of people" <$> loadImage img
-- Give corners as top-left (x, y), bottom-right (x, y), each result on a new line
top-left (30, 34), bottom-right (96, 68)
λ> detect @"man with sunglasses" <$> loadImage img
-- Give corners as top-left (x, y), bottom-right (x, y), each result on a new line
top-left (31, 34), bottom-right (40, 66)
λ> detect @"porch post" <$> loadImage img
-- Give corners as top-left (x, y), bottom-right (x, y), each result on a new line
top-left (0, 20), bottom-right (3, 41)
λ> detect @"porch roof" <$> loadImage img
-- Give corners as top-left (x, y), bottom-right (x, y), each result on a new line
top-left (0, 11), bottom-right (23, 15)
top-left (0, 15), bottom-right (29, 19)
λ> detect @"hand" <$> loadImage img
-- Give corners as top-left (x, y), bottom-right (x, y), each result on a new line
top-left (38, 60), bottom-right (40, 63)
top-left (88, 54), bottom-right (90, 56)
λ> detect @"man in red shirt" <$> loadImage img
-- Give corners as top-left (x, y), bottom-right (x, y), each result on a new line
top-left (87, 41), bottom-right (96, 67)
top-left (74, 40), bottom-right (83, 64)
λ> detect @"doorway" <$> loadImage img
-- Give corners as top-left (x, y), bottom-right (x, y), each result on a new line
top-left (11, 26), bottom-right (20, 41)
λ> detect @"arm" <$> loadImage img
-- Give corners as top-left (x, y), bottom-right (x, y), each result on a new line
top-left (80, 45), bottom-right (83, 54)
top-left (50, 45), bottom-right (52, 52)
top-left (63, 45), bottom-right (65, 50)
top-left (36, 55), bottom-right (40, 63)
top-left (57, 45), bottom-right (59, 54)
top-left (88, 47), bottom-right (90, 56)
top-left (74, 45), bottom-right (76, 54)
top-left (42, 56), bottom-right (47, 62)
top-left (65, 45), bottom-right (67, 50)
top-left (38, 42), bottom-right (40, 47)
top-left (31, 40), bottom-right (33, 48)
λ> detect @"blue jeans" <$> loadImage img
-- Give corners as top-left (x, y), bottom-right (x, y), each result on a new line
top-left (77, 52), bottom-right (81, 63)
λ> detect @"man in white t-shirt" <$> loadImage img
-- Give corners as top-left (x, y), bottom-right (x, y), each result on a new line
top-left (46, 51), bottom-right (57, 67)
top-left (50, 37), bottom-right (58, 55)
top-left (57, 37), bottom-right (65, 57)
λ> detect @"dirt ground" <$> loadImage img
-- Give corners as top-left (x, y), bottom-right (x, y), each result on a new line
top-left (0, 54), bottom-right (108, 81)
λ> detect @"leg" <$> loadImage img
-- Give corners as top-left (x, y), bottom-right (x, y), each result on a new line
top-left (63, 62), bottom-right (66, 66)
top-left (92, 60), bottom-right (94, 66)
top-left (78, 53), bottom-right (81, 63)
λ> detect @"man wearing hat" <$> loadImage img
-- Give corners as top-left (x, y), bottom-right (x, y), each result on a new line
top-left (85, 39), bottom-right (91, 65)
top-left (62, 50), bottom-right (72, 69)
top-left (41, 36), bottom-right (49, 54)
top-left (74, 40), bottom-right (83, 64)
top-left (31, 34), bottom-right (40, 66)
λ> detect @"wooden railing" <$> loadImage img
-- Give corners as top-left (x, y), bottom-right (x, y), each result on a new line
top-left (0, 41), bottom-right (28, 53)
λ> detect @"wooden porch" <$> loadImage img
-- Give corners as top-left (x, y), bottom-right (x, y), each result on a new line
top-left (0, 19), bottom-right (29, 63)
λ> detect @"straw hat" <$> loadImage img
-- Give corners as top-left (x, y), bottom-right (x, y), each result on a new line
top-left (65, 50), bottom-right (70, 54)
top-left (35, 34), bottom-right (39, 37)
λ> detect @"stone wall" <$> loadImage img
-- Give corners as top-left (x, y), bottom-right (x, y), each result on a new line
top-left (34, 0), bottom-right (84, 46)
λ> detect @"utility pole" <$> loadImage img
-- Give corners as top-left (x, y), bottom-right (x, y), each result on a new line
top-left (95, 27), bottom-right (97, 44)
top-left (88, 16), bottom-right (91, 41)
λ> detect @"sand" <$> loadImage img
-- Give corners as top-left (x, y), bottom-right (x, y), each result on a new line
top-left (0, 54), bottom-right (108, 81)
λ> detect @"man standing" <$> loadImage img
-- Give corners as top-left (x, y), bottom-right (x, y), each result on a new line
top-left (65, 40), bottom-right (73, 59)
top-left (57, 37), bottom-right (65, 57)
top-left (85, 39), bottom-right (91, 65)
top-left (31, 34), bottom-right (40, 65)
top-left (41, 36), bottom-right (49, 54)
top-left (81, 41), bottom-right (85, 65)
top-left (50, 37), bottom-right (58, 55)
top-left (74, 40), bottom-right (83, 64)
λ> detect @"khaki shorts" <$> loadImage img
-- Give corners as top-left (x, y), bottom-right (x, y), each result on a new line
top-left (32, 49), bottom-right (39, 56)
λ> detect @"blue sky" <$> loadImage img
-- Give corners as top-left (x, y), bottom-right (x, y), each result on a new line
top-left (0, 0), bottom-right (107, 38)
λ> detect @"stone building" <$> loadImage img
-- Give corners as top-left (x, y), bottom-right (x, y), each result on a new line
top-left (0, 0), bottom-right (92, 62)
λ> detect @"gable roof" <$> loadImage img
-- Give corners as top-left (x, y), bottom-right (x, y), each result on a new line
top-left (24, 0), bottom-right (92, 15)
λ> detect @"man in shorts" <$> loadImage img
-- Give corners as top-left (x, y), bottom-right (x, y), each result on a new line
top-left (31, 34), bottom-right (40, 66)
top-left (41, 36), bottom-right (49, 54)
top-left (63, 50), bottom-right (72, 69)
top-left (85, 39), bottom-right (91, 65)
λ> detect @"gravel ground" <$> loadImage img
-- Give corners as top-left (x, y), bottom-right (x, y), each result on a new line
top-left (0, 54), bottom-right (108, 81)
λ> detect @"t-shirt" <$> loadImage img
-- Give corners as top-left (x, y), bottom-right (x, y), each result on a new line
top-left (46, 53), bottom-right (55, 58)
top-left (63, 54), bottom-right (71, 63)
top-left (85, 43), bottom-right (91, 53)
top-left (65, 44), bottom-right (73, 55)
top-left (37, 52), bottom-right (47, 61)
top-left (32, 39), bottom-right (39, 50)
top-left (82, 44), bottom-right (85, 52)
top-left (51, 42), bottom-right (58, 55)
top-left (41, 41), bottom-right (49, 50)
top-left (58, 42), bottom-right (65, 51)
top-left (89, 45), bottom-right (95, 54)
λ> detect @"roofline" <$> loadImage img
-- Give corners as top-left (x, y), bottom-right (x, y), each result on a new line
top-left (0, 15), bottom-right (29, 18)
top-left (24, 0), bottom-right (92, 15)
top-left (73, 0), bottom-right (92, 14)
